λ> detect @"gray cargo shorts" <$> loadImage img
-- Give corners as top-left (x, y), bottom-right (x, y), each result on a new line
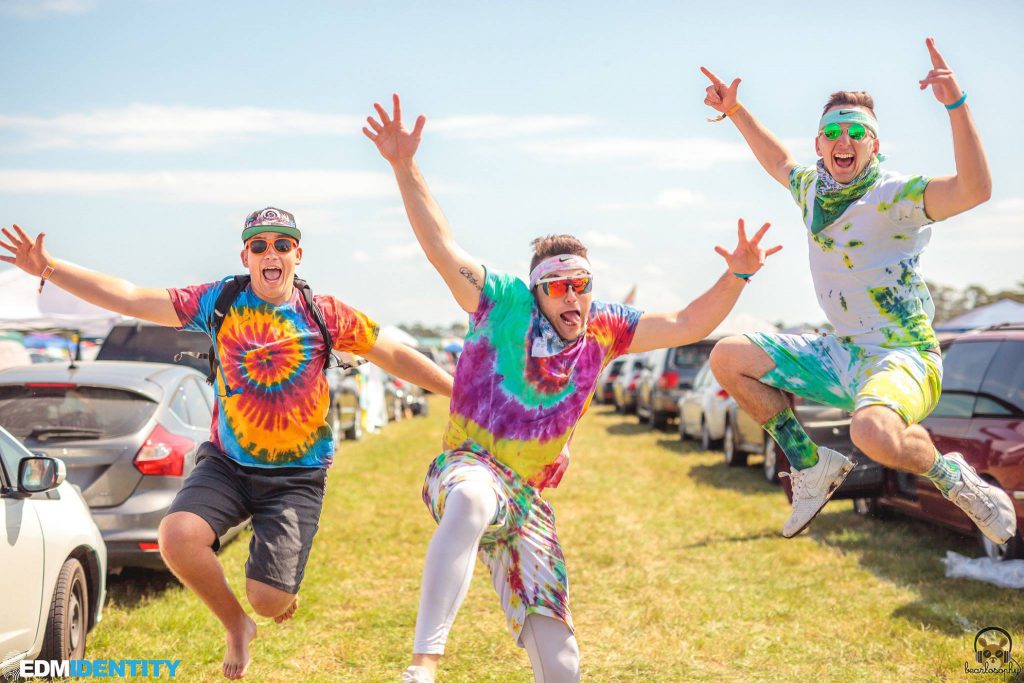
top-left (166, 442), bottom-right (327, 594)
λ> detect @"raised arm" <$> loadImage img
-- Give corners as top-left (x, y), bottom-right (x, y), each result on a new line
top-left (363, 336), bottom-right (454, 397)
top-left (701, 67), bottom-right (797, 188)
top-left (1, 225), bottom-right (180, 326)
top-left (364, 94), bottom-right (485, 314)
top-left (917, 38), bottom-right (992, 221)
top-left (627, 220), bottom-right (781, 353)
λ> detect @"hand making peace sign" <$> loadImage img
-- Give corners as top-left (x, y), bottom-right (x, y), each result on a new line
top-left (363, 93), bottom-right (427, 165)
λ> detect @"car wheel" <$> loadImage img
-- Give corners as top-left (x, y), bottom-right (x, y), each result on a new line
top-left (637, 405), bottom-right (650, 424)
top-left (722, 420), bottom-right (747, 467)
top-left (853, 496), bottom-right (887, 518)
top-left (40, 557), bottom-right (89, 662)
top-left (763, 438), bottom-right (781, 483)
top-left (978, 529), bottom-right (1024, 562)
top-left (651, 410), bottom-right (669, 431)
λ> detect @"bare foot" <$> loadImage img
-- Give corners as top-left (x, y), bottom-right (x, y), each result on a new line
top-left (223, 616), bottom-right (257, 680)
top-left (274, 596), bottom-right (298, 624)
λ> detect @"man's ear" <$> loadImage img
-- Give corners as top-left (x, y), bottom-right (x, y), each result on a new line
top-left (814, 137), bottom-right (822, 158)
top-left (295, 246), bottom-right (302, 266)
top-left (872, 138), bottom-right (880, 156)
top-left (241, 249), bottom-right (249, 268)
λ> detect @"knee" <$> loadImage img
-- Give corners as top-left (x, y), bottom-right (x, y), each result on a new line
top-left (709, 336), bottom-right (751, 380)
top-left (158, 512), bottom-right (211, 565)
top-left (247, 582), bottom-right (294, 618)
top-left (552, 639), bottom-right (581, 683)
top-left (849, 409), bottom-right (900, 460)
top-left (443, 482), bottom-right (498, 530)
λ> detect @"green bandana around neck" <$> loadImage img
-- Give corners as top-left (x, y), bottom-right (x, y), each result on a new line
top-left (810, 155), bottom-right (881, 234)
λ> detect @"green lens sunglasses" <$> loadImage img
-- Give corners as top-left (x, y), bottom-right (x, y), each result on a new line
top-left (822, 122), bottom-right (869, 141)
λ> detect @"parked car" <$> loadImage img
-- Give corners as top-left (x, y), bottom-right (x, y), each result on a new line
top-left (637, 341), bottom-right (715, 429)
top-left (612, 353), bottom-right (647, 414)
top-left (97, 320), bottom-right (210, 374)
top-left (326, 366), bottom-right (362, 443)
top-left (594, 358), bottom-right (626, 405)
top-left (0, 425), bottom-right (107, 667)
top-left (678, 360), bottom-right (764, 463)
top-left (851, 326), bottom-right (1024, 561)
top-left (0, 361), bottom-right (244, 572)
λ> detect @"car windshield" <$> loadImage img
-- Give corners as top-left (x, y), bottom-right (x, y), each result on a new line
top-left (672, 346), bottom-right (711, 368)
top-left (0, 385), bottom-right (158, 441)
top-left (97, 324), bottom-right (210, 373)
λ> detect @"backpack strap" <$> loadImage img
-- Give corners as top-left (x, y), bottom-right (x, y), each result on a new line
top-left (294, 277), bottom-right (335, 371)
top-left (203, 275), bottom-right (250, 386)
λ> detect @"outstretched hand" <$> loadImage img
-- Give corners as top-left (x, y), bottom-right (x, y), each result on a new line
top-left (714, 219), bottom-right (781, 276)
top-left (363, 93), bottom-right (426, 164)
top-left (700, 66), bottom-right (741, 114)
top-left (0, 224), bottom-right (50, 276)
top-left (919, 37), bottom-right (963, 106)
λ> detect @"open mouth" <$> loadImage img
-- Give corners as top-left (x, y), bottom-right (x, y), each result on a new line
top-left (833, 152), bottom-right (855, 170)
top-left (262, 267), bottom-right (283, 283)
top-left (559, 310), bottom-right (582, 327)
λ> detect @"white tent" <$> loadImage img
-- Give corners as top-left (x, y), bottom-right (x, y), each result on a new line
top-left (378, 324), bottom-right (420, 348)
top-left (0, 267), bottom-right (122, 337)
top-left (707, 312), bottom-right (779, 339)
top-left (934, 299), bottom-right (1024, 333)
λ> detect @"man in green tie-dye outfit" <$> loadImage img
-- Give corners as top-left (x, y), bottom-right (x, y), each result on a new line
top-left (701, 38), bottom-right (1017, 544)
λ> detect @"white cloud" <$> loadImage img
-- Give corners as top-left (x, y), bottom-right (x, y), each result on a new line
top-left (0, 0), bottom-right (94, 17)
top-left (524, 136), bottom-right (752, 169)
top-left (351, 250), bottom-right (371, 263)
top-left (596, 187), bottom-right (706, 211)
top-left (0, 105), bottom-right (595, 151)
top-left (0, 169), bottom-right (396, 204)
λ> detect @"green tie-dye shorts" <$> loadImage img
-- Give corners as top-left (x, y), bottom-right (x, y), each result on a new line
top-left (746, 332), bottom-right (943, 425)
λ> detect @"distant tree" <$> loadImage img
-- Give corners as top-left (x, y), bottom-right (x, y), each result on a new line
top-left (928, 279), bottom-right (1024, 323)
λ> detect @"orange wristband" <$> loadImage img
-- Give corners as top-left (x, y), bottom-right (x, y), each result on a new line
top-left (38, 262), bottom-right (55, 293)
top-left (706, 103), bottom-right (741, 123)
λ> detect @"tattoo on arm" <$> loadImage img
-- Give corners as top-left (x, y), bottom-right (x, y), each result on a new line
top-left (459, 266), bottom-right (482, 291)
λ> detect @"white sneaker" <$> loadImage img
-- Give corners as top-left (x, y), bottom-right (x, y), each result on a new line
top-left (779, 446), bottom-right (855, 538)
top-left (943, 452), bottom-right (1017, 545)
top-left (402, 666), bottom-right (435, 683)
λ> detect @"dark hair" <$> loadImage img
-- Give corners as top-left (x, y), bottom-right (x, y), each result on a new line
top-left (821, 91), bottom-right (876, 118)
top-left (529, 234), bottom-right (589, 272)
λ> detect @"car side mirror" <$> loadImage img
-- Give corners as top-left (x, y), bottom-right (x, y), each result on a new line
top-left (18, 456), bottom-right (66, 494)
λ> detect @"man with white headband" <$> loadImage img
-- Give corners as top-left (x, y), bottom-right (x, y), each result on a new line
top-left (363, 94), bottom-right (781, 682)
top-left (701, 38), bottom-right (1015, 544)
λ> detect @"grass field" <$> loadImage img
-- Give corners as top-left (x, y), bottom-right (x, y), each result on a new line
top-left (89, 397), bottom-right (1024, 682)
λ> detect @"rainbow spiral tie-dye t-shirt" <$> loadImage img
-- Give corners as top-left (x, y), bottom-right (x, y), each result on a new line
top-left (789, 165), bottom-right (939, 351)
top-left (168, 277), bottom-right (379, 469)
top-left (444, 269), bottom-right (642, 489)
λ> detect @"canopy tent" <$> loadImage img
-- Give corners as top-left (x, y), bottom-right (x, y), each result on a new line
top-left (707, 312), bottom-right (779, 339)
top-left (378, 324), bottom-right (420, 348)
top-left (934, 299), bottom-right (1024, 333)
top-left (0, 267), bottom-right (123, 338)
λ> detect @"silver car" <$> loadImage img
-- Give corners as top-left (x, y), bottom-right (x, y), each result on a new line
top-left (0, 361), bottom-right (243, 572)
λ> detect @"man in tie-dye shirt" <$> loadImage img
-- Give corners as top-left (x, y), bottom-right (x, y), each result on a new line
top-left (701, 39), bottom-right (1015, 547)
top-left (364, 94), bottom-right (781, 683)
top-left (0, 209), bottom-right (453, 680)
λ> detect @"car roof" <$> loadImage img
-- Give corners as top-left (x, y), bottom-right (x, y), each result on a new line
top-left (0, 360), bottom-right (204, 401)
top-left (946, 324), bottom-right (1024, 343)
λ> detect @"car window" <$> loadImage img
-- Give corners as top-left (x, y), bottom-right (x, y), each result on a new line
top-left (671, 345), bottom-right (712, 369)
top-left (931, 392), bottom-right (976, 419)
top-left (183, 379), bottom-right (213, 427)
top-left (0, 384), bottom-right (158, 441)
top-left (975, 340), bottom-right (1024, 417)
top-left (0, 427), bottom-right (31, 483)
top-left (693, 364), bottom-right (709, 389)
top-left (941, 341), bottom-right (1001, 394)
top-left (98, 323), bottom-right (211, 374)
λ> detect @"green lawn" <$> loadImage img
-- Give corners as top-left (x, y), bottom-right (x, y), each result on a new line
top-left (90, 397), bottom-right (1024, 682)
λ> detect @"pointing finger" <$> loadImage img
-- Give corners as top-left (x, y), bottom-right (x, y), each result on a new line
top-left (700, 66), bottom-right (724, 86)
top-left (926, 37), bottom-right (949, 69)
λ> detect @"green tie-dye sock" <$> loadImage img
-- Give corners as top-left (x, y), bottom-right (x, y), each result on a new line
top-left (922, 450), bottom-right (961, 495)
top-left (763, 408), bottom-right (819, 470)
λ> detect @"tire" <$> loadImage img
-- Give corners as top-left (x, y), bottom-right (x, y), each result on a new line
top-left (637, 405), bottom-right (650, 424)
top-left (652, 410), bottom-right (668, 431)
top-left (763, 438), bottom-right (781, 483)
top-left (978, 529), bottom-right (1024, 562)
top-left (722, 420), bottom-right (747, 467)
top-left (853, 496), bottom-right (888, 519)
top-left (39, 557), bottom-right (89, 662)
top-left (700, 418), bottom-right (719, 451)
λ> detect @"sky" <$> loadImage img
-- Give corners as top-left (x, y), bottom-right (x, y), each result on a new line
top-left (1, 0), bottom-right (1022, 330)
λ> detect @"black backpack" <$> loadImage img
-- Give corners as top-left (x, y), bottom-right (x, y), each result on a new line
top-left (176, 275), bottom-right (336, 387)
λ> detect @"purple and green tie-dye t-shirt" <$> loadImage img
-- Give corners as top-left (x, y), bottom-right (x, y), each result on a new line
top-left (444, 269), bottom-right (642, 489)
top-left (168, 277), bottom-right (379, 469)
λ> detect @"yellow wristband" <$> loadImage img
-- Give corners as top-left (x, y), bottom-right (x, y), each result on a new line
top-left (706, 103), bottom-right (741, 123)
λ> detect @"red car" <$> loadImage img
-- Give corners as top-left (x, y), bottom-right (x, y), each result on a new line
top-left (853, 325), bottom-right (1024, 560)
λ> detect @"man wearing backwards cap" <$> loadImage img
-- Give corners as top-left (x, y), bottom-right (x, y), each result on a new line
top-left (700, 38), bottom-right (1015, 544)
top-left (363, 94), bottom-right (781, 683)
top-left (0, 209), bottom-right (453, 680)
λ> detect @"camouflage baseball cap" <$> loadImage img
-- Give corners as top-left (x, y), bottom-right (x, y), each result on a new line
top-left (242, 207), bottom-right (300, 241)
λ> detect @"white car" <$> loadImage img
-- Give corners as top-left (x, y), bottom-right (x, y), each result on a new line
top-left (677, 360), bottom-right (765, 464)
top-left (0, 425), bottom-right (107, 672)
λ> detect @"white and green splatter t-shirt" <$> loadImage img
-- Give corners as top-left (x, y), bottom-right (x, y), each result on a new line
top-left (789, 165), bottom-right (938, 351)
